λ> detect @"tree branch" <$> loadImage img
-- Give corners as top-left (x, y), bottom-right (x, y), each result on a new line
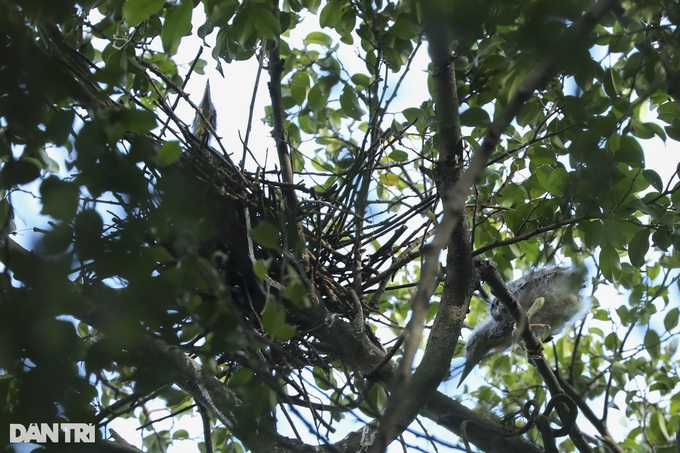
top-left (267, 6), bottom-right (298, 215)
top-left (299, 302), bottom-right (542, 453)
top-left (369, 1), bottom-right (472, 449)
top-left (555, 374), bottom-right (624, 453)
top-left (472, 216), bottom-right (590, 257)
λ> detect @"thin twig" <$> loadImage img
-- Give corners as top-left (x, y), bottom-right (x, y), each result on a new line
top-left (241, 38), bottom-right (267, 169)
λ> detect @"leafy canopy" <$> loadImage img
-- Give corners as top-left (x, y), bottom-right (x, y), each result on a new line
top-left (1, 0), bottom-right (680, 452)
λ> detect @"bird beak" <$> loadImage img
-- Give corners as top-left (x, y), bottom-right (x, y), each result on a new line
top-left (457, 360), bottom-right (476, 388)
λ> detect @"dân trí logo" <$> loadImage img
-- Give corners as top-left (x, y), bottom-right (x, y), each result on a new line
top-left (9, 423), bottom-right (95, 443)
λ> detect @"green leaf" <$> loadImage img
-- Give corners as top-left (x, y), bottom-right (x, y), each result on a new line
top-left (305, 31), bottom-right (333, 47)
top-left (0, 198), bottom-right (13, 233)
top-left (253, 8), bottom-right (281, 39)
top-left (535, 164), bottom-right (553, 192)
top-left (599, 245), bottom-right (622, 283)
top-left (253, 259), bottom-right (270, 281)
top-left (261, 298), bottom-right (297, 341)
top-left (388, 150), bottom-right (408, 162)
top-left (578, 220), bottom-right (604, 249)
top-left (226, 442), bottom-right (246, 453)
top-left (664, 308), bottom-right (679, 332)
top-left (123, 0), bottom-right (165, 26)
top-left (252, 222), bottom-right (280, 250)
top-left (528, 146), bottom-right (557, 166)
top-left (157, 141), bottom-right (182, 166)
top-left (654, 411), bottom-right (671, 441)
top-left (604, 332), bottom-right (618, 351)
top-left (628, 229), bottom-right (649, 268)
top-left (118, 108), bottom-right (158, 134)
top-left (307, 84), bottom-right (330, 111)
top-left (615, 136), bottom-right (645, 167)
top-left (312, 367), bottom-right (336, 390)
top-left (231, 7), bottom-right (256, 46)
top-left (644, 329), bottom-right (660, 360)
top-left (291, 148), bottom-right (304, 173)
top-left (339, 86), bottom-right (364, 120)
top-left (301, 0), bottom-right (321, 13)
top-left (367, 384), bottom-right (388, 412)
top-left (665, 123), bottom-right (680, 141)
top-left (505, 202), bottom-right (533, 234)
top-left (459, 107), bottom-right (490, 127)
top-left (516, 100), bottom-right (542, 127)
top-left (172, 430), bottom-right (189, 440)
top-left (162, 0), bottom-right (193, 56)
top-left (499, 183), bottom-right (526, 207)
top-left (351, 73), bottom-right (371, 89)
top-left (290, 72), bottom-right (309, 106)
top-left (547, 167), bottom-right (567, 196)
top-left (282, 281), bottom-right (309, 307)
top-left (39, 148), bottom-right (60, 173)
top-left (402, 107), bottom-right (421, 123)
top-left (319, 1), bottom-right (343, 29)
top-left (603, 67), bottom-right (625, 97)
top-left (660, 253), bottom-right (680, 269)
top-left (228, 367), bottom-right (254, 385)
top-left (657, 101), bottom-right (680, 124)
top-left (379, 173), bottom-right (400, 187)
top-left (46, 110), bottom-right (75, 146)
top-left (1, 159), bottom-right (42, 188)
top-left (388, 18), bottom-right (419, 39)
top-left (652, 228), bottom-right (672, 251)
top-left (39, 176), bottom-right (80, 220)
top-left (74, 209), bottom-right (104, 260)
top-left (298, 114), bottom-right (315, 134)
top-left (642, 169), bottom-right (663, 192)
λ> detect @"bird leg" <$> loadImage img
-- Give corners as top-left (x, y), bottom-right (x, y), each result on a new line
top-left (525, 297), bottom-right (553, 339)
top-left (513, 297), bottom-right (553, 357)
top-left (528, 297), bottom-right (558, 358)
top-left (526, 296), bottom-right (545, 318)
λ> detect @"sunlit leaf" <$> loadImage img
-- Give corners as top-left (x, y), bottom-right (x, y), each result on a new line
top-left (379, 172), bottom-right (400, 186)
top-left (305, 31), bottom-right (332, 47)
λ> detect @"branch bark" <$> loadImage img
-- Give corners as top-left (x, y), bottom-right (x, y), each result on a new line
top-left (267, 6), bottom-right (298, 215)
top-left (369, 1), bottom-right (472, 449)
